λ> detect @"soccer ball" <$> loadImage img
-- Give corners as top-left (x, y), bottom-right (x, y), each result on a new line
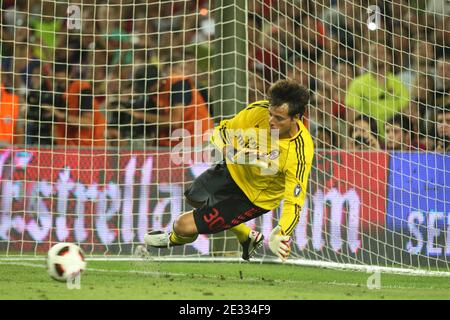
top-left (46, 243), bottom-right (87, 282)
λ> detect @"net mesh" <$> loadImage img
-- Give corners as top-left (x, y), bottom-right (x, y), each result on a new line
top-left (0, 0), bottom-right (449, 273)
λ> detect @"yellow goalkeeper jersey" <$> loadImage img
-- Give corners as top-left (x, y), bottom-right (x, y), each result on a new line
top-left (210, 100), bottom-right (314, 236)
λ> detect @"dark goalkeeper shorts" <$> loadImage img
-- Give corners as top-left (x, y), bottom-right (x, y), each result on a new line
top-left (184, 162), bottom-right (268, 234)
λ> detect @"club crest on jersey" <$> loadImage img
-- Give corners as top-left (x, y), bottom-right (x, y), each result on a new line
top-left (268, 150), bottom-right (280, 160)
top-left (294, 184), bottom-right (301, 197)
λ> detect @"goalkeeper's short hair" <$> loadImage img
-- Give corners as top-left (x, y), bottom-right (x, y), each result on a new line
top-left (268, 80), bottom-right (310, 119)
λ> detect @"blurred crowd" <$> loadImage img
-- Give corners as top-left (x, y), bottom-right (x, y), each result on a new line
top-left (0, 0), bottom-right (448, 152)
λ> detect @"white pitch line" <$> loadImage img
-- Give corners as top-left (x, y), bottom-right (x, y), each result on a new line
top-left (3, 256), bottom-right (449, 277)
top-left (0, 261), bottom-right (46, 268)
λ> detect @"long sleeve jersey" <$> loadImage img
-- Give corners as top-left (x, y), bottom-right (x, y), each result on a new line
top-left (210, 100), bottom-right (314, 236)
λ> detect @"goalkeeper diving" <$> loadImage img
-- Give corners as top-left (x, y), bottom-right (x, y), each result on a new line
top-left (144, 80), bottom-right (314, 261)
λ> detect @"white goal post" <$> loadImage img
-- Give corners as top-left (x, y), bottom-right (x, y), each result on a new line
top-left (0, 0), bottom-right (449, 276)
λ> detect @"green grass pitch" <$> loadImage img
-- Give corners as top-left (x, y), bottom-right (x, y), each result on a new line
top-left (1, 259), bottom-right (449, 300)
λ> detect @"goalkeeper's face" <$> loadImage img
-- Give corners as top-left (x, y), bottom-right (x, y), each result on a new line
top-left (269, 104), bottom-right (299, 139)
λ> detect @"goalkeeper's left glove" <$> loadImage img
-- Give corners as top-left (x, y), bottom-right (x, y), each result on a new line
top-left (269, 226), bottom-right (291, 262)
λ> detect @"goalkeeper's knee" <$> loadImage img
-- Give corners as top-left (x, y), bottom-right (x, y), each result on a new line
top-left (173, 211), bottom-right (198, 236)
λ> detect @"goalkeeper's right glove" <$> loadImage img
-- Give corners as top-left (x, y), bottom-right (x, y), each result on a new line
top-left (224, 145), bottom-right (270, 169)
top-left (269, 226), bottom-right (291, 262)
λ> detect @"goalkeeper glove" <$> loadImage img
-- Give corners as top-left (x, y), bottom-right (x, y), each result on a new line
top-left (269, 226), bottom-right (291, 261)
top-left (224, 146), bottom-right (270, 169)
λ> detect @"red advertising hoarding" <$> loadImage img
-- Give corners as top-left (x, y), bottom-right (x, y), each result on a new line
top-left (0, 148), bottom-right (191, 254)
top-left (296, 151), bottom-right (388, 253)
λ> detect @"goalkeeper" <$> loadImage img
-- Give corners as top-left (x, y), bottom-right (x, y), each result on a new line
top-left (145, 80), bottom-right (314, 261)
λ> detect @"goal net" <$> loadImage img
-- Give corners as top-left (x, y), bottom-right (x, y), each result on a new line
top-left (0, 0), bottom-right (449, 275)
